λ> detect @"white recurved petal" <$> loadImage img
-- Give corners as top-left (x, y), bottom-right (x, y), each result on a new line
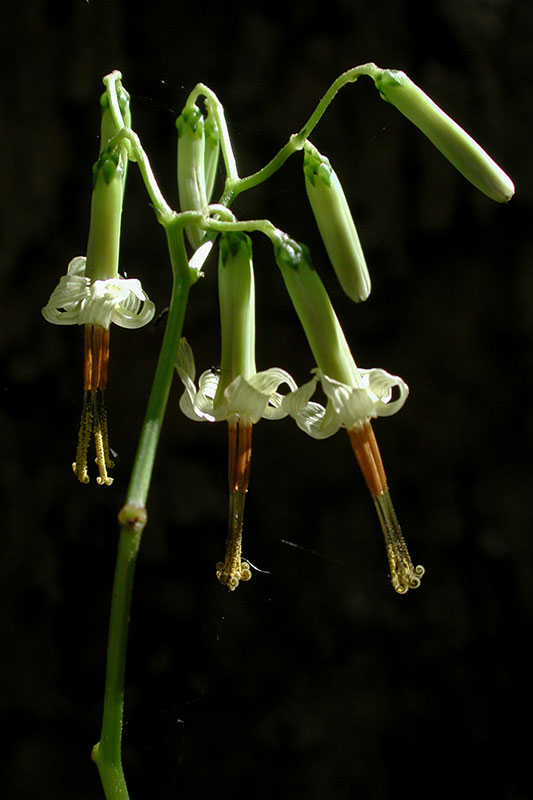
top-left (281, 376), bottom-right (340, 439)
top-left (282, 366), bottom-right (409, 439)
top-left (358, 367), bottom-right (409, 416)
top-left (176, 338), bottom-right (301, 424)
top-left (247, 368), bottom-right (298, 420)
top-left (42, 256), bottom-right (155, 329)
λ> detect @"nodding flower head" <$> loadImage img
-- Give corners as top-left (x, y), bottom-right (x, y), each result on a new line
top-left (176, 232), bottom-right (317, 591)
top-left (275, 236), bottom-right (423, 593)
top-left (41, 75), bottom-right (156, 486)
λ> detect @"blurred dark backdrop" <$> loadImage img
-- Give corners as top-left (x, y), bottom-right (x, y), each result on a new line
top-left (1, 1), bottom-right (532, 798)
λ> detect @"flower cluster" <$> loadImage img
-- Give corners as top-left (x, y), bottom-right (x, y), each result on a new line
top-left (43, 66), bottom-right (514, 594)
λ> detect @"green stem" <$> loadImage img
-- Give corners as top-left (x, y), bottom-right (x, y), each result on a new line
top-left (186, 83), bottom-right (239, 182)
top-left (220, 62), bottom-right (382, 204)
top-left (91, 524), bottom-right (141, 800)
top-left (91, 62), bottom-right (386, 798)
top-left (92, 219), bottom-right (192, 800)
top-left (126, 220), bottom-right (192, 507)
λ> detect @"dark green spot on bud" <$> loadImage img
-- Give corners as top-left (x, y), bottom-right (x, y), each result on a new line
top-left (303, 142), bottom-right (333, 188)
top-left (220, 231), bottom-right (253, 265)
top-left (176, 104), bottom-right (204, 137)
top-left (275, 238), bottom-right (314, 272)
top-left (93, 151), bottom-right (121, 186)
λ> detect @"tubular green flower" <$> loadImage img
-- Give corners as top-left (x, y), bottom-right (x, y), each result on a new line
top-left (303, 140), bottom-right (370, 302)
top-left (275, 237), bottom-right (423, 593)
top-left (374, 68), bottom-right (514, 203)
top-left (176, 233), bottom-right (305, 591)
top-left (41, 77), bottom-right (154, 486)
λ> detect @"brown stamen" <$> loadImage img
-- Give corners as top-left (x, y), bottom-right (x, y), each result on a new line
top-left (72, 325), bottom-right (114, 485)
top-left (216, 419), bottom-right (253, 590)
top-left (348, 421), bottom-right (424, 594)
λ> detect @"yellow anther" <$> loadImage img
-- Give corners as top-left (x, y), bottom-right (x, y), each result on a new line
top-left (72, 393), bottom-right (92, 484)
top-left (216, 487), bottom-right (252, 590)
top-left (72, 389), bottom-right (115, 485)
top-left (373, 491), bottom-right (424, 594)
top-left (93, 391), bottom-right (114, 486)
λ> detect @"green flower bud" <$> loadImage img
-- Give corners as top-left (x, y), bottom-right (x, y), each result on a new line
top-left (374, 69), bottom-right (514, 203)
top-left (176, 104), bottom-right (208, 249)
top-left (304, 141), bottom-right (370, 302)
top-left (215, 232), bottom-right (257, 408)
top-left (274, 237), bottom-right (359, 386)
top-left (204, 111), bottom-right (220, 203)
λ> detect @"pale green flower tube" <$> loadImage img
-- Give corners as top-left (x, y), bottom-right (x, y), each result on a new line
top-left (214, 231), bottom-right (257, 408)
top-left (304, 141), bottom-right (370, 302)
top-left (85, 88), bottom-right (131, 282)
top-left (274, 237), bottom-right (359, 387)
top-left (374, 69), bottom-right (514, 203)
top-left (176, 104), bottom-right (208, 249)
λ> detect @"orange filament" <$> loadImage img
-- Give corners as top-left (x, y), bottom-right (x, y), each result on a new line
top-left (348, 420), bottom-right (388, 497)
top-left (84, 324), bottom-right (110, 392)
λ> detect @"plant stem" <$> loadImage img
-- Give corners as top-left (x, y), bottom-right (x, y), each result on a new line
top-left (220, 62), bottom-right (382, 204)
top-left (92, 219), bottom-right (193, 800)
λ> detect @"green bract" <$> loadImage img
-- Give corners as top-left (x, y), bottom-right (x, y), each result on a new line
top-left (374, 69), bottom-right (515, 203)
top-left (304, 141), bottom-right (370, 302)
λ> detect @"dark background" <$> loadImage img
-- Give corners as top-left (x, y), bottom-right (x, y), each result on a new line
top-left (2, 1), bottom-right (532, 798)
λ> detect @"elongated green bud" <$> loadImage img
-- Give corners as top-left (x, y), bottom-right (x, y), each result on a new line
top-left (374, 69), bottom-right (514, 203)
top-left (204, 110), bottom-right (220, 203)
top-left (304, 141), bottom-right (370, 302)
top-left (214, 233), bottom-right (257, 409)
top-left (86, 88), bottom-right (130, 281)
top-left (176, 104), bottom-right (207, 249)
top-left (274, 237), bottom-right (358, 385)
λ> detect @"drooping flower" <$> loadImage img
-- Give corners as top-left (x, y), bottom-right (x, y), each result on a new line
top-left (275, 236), bottom-right (424, 593)
top-left (176, 232), bottom-right (301, 590)
top-left (42, 78), bottom-right (154, 485)
top-left (42, 255), bottom-right (155, 485)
